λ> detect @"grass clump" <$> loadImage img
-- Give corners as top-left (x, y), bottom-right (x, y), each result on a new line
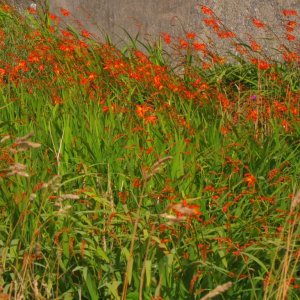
top-left (0, 2), bottom-right (299, 299)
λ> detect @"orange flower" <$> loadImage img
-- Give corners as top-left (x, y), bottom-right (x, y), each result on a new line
top-left (202, 62), bottom-right (211, 69)
top-left (162, 32), bottom-right (171, 44)
top-left (0, 68), bottom-right (6, 76)
top-left (286, 21), bottom-right (297, 32)
top-left (251, 58), bottom-right (270, 70)
top-left (268, 169), bottom-right (279, 181)
top-left (252, 18), bottom-right (265, 28)
top-left (203, 18), bottom-right (220, 31)
top-left (287, 20), bottom-right (297, 27)
top-left (49, 13), bottom-right (58, 22)
top-left (52, 95), bottom-right (63, 105)
top-left (178, 38), bottom-right (189, 49)
top-left (282, 9), bottom-right (297, 16)
top-left (193, 42), bottom-right (206, 52)
top-left (60, 8), bottom-right (70, 17)
top-left (247, 110), bottom-right (258, 122)
top-left (136, 104), bottom-right (151, 118)
top-left (1, 4), bottom-right (12, 12)
top-left (281, 119), bottom-right (289, 132)
top-left (286, 33), bottom-right (296, 41)
top-left (235, 44), bottom-right (248, 55)
top-left (81, 30), bottom-right (91, 38)
top-left (145, 147), bottom-right (153, 155)
top-left (27, 7), bottom-right (36, 14)
top-left (243, 173), bottom-right (256, 188)
top-left (217, 31), bottom-right (236, 38)
top-left (221, 126), bottom-right (229, 135)
top-left (186, 32), bottom-right (196, 39)
top-left (133, 178), bottom-right (141, 188)
top-left (291, 106), bottom-right (298, 116)
top-left (217, 93), bottom-right (230, 110)
top-left (250, 40), bottom-right (261, 51)
top-left (144, 115), bottom-right (157, 125)
top-left (153, 75), bottom-right (164, 90)
top-left (283, 51), bottom-right (299, 63)
top-left (201, 5), bottom-right (214, 15)
top-left (274, 101), bottom-right (288, 113)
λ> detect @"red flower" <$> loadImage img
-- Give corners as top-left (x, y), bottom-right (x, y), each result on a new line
top-left (251, 58), bottom-right (270, 70)
top-left (252, 18), bottom-right (265, 28)
top-left (283, 51), bottom-right (299, 63)
top-left (286, 33), bottom-right (296, 41)
top-left (287, 20), bottom-right (297, 26)
top-left (217, 31), bottom-right (236, 38)
top-left (162, 32), bottom-right (171, 45)
top-left (247, 110), bottom-right (258, 122)
top-left (81, 30), bottom-right (91, 38)
top-left (144, 115), bottom-right (157, 125)
top-left (201, 5), bottom-right (214, 15)
top-left (286, 21), bottom-right (297, 32)
top-left (133, 178), bottom-right (141, 188)
top-left (60, 8), bottom-right (70, 17)
top-left (243, 173), bottom-right (256, 188)
top-left (221, 126), bottom-right (229, 135)
top-left (0, 68), bottom-right (6, 76)
top-left (186, 32), bottom-right (196, 39)
top-left (250, 40), bottom-right (261, 51)
top-left (136, 104), bottom-right (151, 118)
top-left (217, 93), bottom-right (230, 110)
top-left (193, 42), bottom-right (206, 52)
top-left (1, 4), bottom-right (11, 12)
top-left (203, 18), bottom-right (220, 31)
top-left (282, 9), bottom-right (297, 16)
top-left (178, 38), bottom-right (189, 49)
top-left (281, 119), bottom-right (289, 132)
top-left (27, 7), bottom-right (36, 14)
top-left (49, 13), bottom-right (58, 22)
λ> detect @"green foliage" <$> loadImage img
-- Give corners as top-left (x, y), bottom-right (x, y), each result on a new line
top-left (0, 2), bottom-right (299, 299)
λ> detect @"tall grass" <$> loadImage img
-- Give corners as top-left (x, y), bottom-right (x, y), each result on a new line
top-left (0, 2), bottom-right (299, 299)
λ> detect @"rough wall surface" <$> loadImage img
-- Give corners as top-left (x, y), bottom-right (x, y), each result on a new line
top-left (7, 0), bottom-right (300, 58)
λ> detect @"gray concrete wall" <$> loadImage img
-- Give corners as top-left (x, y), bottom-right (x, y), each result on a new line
top-left (7, 0), bottom-right (300, 59)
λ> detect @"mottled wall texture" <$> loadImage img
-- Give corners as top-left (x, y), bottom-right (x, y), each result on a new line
top-left (7, 0), bottom-right (300, 58)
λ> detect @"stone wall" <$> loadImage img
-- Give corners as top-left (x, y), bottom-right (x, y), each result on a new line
top-left (6, 0), bottom-right (300, 59)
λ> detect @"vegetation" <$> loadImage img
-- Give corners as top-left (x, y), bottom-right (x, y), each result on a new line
top-left (0, 2), bottom-right (299, 299)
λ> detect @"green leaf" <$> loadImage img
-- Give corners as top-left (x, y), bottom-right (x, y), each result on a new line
top-left (242, 252), bottom-right (268, 272)
top-left (106, 281), bottom-right (121, 300)
top-left (96, 246), bottom-right (110, 263)
top-left (145, 260), bottom-right (152, 287)
top-left (85, 272), bottom-right (99, 300)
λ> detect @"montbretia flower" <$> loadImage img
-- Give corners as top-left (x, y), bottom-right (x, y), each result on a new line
top-left (193, 42), bottom-right (206, 52)
top-left (201, 5), bottom-right (214, 16)
top-left (251, 58), bottom-right (270, 70)
top-left (243, 173), bottom-right (256, 188)
top-left (161, 32), bottom-right (171, 45)
top-left (252, 18), bottom-right (265, 28)
top-left (250, 40), bottom-right (261, 51)
top-left (144, 115), bottom-right (157, 125)
top-left (286, 33), bottom-right (296, 41)
top-left (81, 29), bottom-right (91, 38)
top-left (60, 8), bottom-right (70, 17)
top-left (217, 31), bottom-right (236, 38)
top-left (178, 38), bottom-right (189, 49)
top-left (282, 9), bottom-right (297, 16)
top-left (186, 32), bottom-right (196, 39)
